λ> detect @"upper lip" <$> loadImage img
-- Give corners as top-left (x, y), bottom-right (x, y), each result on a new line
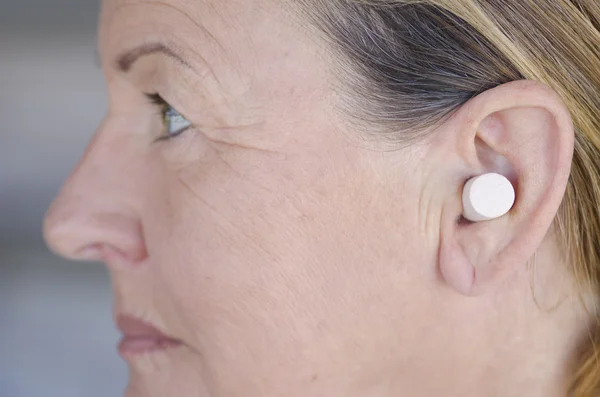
top-left (116, 314), bottom-right (179, 341)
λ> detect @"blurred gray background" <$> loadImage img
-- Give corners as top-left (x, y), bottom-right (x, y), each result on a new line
top-left (1, 1), bottom-right (128, 396)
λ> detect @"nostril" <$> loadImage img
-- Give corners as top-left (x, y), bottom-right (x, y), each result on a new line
top-left (43, 195), bottom-right (148, 264)
top-left (76, 243), bottom-right (106, 262)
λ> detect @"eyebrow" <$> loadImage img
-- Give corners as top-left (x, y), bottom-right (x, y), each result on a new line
top-left (115, 43), bottom-right (189, 72)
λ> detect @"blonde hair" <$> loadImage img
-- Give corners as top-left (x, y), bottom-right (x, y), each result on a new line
top-left (295, 0), bottom-right (600, 394)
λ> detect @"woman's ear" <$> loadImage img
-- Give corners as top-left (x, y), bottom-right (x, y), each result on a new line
top-left (437, 80), bottom-right (575, 296)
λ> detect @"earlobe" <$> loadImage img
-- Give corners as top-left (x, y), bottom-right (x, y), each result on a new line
top-left (439, 220), bottom-right (476, 295)
top-left (437, 81), bottom-right (574, 296)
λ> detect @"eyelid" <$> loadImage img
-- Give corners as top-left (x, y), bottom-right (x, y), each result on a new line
top-left (145, 93), bottom-right (167, 107)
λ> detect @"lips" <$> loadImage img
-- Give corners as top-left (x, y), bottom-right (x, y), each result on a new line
top-left (117, 315), bottom-right (182, 357)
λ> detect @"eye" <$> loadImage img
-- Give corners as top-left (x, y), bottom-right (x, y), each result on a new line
top-left (146, 93), bottom-right (192, 140)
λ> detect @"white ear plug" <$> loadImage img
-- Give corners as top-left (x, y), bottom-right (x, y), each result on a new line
top-left (462, 173), bottom-right (515, 222)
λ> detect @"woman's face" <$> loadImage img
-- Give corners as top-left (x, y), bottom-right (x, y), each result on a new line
top-left (44, 0), bottom-right (444, 395)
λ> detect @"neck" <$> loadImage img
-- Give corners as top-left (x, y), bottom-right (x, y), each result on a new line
top-left (373, 235), bottom-right (591, 397)
top-left (448, 237), bottom-right (590, 397)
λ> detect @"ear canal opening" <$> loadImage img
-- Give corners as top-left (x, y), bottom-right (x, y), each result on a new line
top-left (462, 173), bottom-right (516, 222)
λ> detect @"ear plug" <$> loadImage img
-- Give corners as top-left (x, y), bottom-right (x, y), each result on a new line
top-left (462, 173), bottom-right (515, 222)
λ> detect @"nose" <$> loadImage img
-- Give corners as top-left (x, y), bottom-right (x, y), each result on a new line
top-left (44, 119), bottom-right (148, 263)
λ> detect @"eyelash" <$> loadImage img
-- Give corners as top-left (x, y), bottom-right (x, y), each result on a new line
top-left (145, 93), bottom-right (193, 141)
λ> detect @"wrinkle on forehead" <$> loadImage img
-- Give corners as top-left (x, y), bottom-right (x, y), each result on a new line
top-left (105, 0), bottom-right (226, 52)
top-left (102, 0), bottom-right (275, 47)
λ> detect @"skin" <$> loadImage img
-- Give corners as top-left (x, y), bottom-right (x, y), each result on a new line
top-left (44, 0), bottom-right (593, 396)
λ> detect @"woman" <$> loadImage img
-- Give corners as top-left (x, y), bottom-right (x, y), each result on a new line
top-left (43, 0), bottom-right (600, 396)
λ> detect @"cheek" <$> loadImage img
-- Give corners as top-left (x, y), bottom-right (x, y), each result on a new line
top-left (142, 139), bottom-right (430, 378)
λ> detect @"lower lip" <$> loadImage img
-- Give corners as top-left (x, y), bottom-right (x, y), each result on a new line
top-left (118, 336), bottom-right (182, 357)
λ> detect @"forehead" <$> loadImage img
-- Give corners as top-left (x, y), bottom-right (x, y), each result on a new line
top-left (98, 0), bottom-right (289, 70)
top-left (101, 0), bottom-right (278, 26)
